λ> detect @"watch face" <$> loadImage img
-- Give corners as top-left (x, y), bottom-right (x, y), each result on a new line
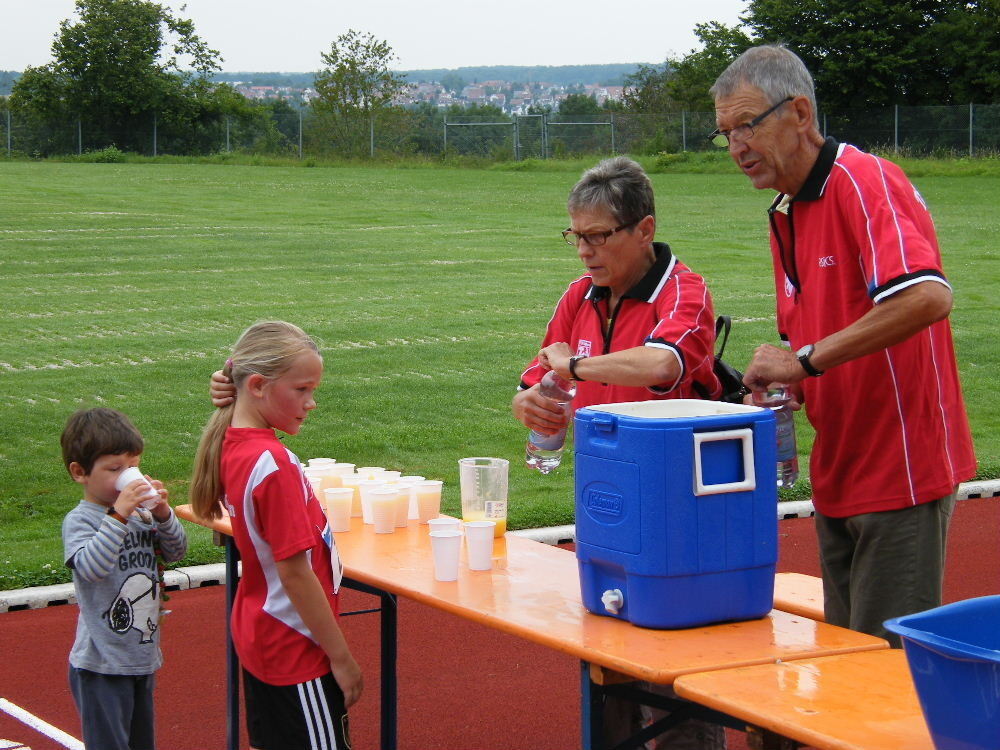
top-left (797, 345), bottom-right (813, 358)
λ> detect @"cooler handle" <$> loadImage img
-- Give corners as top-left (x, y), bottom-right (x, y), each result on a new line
top-left (591, 413), bottom-right (617, 433)
top-left (692, 428), bottom-right (756, 496)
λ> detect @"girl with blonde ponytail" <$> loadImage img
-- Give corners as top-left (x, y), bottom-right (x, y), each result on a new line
top-left (190, 321), bottom-right (361, 750)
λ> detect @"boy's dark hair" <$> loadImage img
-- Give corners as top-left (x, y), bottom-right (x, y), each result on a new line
top-left (61, 408), bottom-right (144, 475)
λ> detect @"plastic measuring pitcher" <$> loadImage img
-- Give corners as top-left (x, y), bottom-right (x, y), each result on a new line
top-left (458, 457), bottom-right (508, 537)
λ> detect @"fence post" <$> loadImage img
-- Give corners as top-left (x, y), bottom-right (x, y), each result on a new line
top-left (543, 114), bottom-right (549, 159)
top-left (610, 113), bottom-right (616, 154)
top-left (682, 111), bottom-right (687, 152)
top-left (78, 118), bottom-right (82, 155)
top-left (514, 116), bottom-right (520, 160)
top-left (969, 102), bottom-right (974, 157)
top-left (6, 109), bottom-right (10, 156)
top-left (894, 105), bottom-right (899, 153)
top-left (370, 115), bottom-right (375, 158)
top-left (153, 112), bottom-right (157, 157)
top-left (226, 116), bottom-right (230, 152)
top-left (299, 110), bottom-right (303, 159)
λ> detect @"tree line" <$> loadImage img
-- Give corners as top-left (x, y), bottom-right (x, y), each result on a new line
top-left (5, 0), bottom-right (1000, 158)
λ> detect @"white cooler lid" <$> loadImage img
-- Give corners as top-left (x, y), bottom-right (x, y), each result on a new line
top-left (584, 399), bottom-right (762, 419)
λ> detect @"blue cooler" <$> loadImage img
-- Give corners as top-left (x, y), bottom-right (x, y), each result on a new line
top-left (574, 399), bottom-right (777, 629)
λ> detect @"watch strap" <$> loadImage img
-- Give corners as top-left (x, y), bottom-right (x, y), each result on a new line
top-left (568, 355), bottom-right (586, 381)
top-left (798, 346), bottom-right (824, 377)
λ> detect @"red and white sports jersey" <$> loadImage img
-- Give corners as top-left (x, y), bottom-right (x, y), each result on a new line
top-left (221, 427), bottom-right (343, 686)
top-left (519, 243), bottom-right (721, 411)
top-left (769, 139), bottom-right (976, 517)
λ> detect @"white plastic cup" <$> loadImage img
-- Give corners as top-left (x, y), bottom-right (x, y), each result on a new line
top-left (374, 470), bottom-right (402, 482)
top-left (394, 482), bottom-right (416, 527)
top-left (308, 457), bottom-right (336, 468)
top-left (400, 476), bottom-right (425, 518)
top-left (427, 517), bottom-right (461, 534)
top-left (370, 489), bottom-right (399, 534)
top-left (416, 481), bottom-right (444, 523)
top-left (429, 530), bottom-right (462, 581)
top-left (464, 521), bottom-right (496, 571)
top-left (331, 463), bottom-right (356, 475)
top-left (324, 488), bottom-right (354, 533)
top-left (115, 466), bottom-right (160, 509)
top-left (357, 466), bottom-right (386, 480)
top-left (340, 474), bottom-right (364, 517)
top-left (307, 476), bottom-right (324, 498)
top-left (359, 480), bottom-right (386, 524)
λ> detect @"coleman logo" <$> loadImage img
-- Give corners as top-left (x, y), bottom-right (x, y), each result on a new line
top-left (587, 489), bottom-right (623, 517)
top-left (577, 339), bottom-right (592, 357)
top-left (819, 255), bottom-right (836, 267)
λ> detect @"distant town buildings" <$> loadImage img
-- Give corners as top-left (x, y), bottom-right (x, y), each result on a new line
top-left (231, 78), bottom-right (624, 113)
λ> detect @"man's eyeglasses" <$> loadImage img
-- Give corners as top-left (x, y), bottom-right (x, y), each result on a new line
top-left (708, 96), bottom-right (794, 148)
top-left (562, 220), bottom-right (639, 247)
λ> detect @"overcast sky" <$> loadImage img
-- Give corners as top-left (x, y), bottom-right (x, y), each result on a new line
top-left (4, 0), bottom-right (747, 72)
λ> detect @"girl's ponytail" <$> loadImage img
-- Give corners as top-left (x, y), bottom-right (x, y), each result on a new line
top-left (189, 322), bottom-right (318, 520)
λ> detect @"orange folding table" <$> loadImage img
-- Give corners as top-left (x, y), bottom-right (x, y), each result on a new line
top-left (176, 505), bottom-right (888, 750)
top-left (674, 649), bottom-right (934, 749)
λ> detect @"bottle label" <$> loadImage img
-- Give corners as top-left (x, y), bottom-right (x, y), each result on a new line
top-left (775, 414), bottom-right (796, 461)
top-left (485, 500), bottom-right (507, 520)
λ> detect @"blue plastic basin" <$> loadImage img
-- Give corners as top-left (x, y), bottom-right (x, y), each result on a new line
top-left (884, 596), bottom-right (1000, 750)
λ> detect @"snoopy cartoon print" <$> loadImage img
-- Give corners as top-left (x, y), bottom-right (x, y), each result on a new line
top-left (104, 572), bottom-right (159, 643)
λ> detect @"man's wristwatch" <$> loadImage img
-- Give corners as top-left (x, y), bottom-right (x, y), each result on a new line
top-left (568, 355), bottom-right (587, 381)
top-left (796, 344), bottom-right (824, 377)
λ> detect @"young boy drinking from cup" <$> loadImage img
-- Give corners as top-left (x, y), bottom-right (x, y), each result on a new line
top-left (60, 407), bottom-right (188, 750)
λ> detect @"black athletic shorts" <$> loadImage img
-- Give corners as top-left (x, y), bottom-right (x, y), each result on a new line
top-left (243, 668), bottom-right (351, 750)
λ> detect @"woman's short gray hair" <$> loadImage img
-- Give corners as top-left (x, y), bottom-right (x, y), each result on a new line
top-left (710, 44), bottom-right (818, 126)
top-left (567, 156), bottom-right (655, 224)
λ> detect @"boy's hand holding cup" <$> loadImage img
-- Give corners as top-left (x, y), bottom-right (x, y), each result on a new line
top-left (115, 467), bottom-right (169, 520)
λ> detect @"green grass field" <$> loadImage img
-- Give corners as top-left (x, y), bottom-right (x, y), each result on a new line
top-left (1, 159), bottom-right (996, 589)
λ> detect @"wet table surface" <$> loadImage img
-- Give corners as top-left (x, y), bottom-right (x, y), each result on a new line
top-left (176, 505), bottom-right (887, 684)
top-left (674, 649), bottom-right (934, 750)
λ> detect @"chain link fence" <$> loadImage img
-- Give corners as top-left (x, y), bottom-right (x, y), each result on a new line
top-left (2, 104), bottom-right (1000, 159)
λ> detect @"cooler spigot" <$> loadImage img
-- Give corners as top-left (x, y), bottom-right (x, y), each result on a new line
top-left (601, 588), bottom-right (624, 615)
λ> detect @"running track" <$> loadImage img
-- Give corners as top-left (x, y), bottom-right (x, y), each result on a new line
top-left (2, 498), bottom-right (997, 750)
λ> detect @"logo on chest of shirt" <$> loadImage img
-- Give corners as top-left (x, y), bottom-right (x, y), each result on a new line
top-left (576, 340), bottom-right (592, 357)
top-left (819, 255), bottom-right (836, 267)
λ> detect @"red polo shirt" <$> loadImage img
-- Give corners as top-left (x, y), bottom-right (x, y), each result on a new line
top-left (520, 243), bottom-right (721, 411)
top-left (769, 139), bottom-right (976, 517)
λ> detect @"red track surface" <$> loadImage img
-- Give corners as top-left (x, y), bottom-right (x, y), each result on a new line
top-left (2, 498), bottom-right (997, 750)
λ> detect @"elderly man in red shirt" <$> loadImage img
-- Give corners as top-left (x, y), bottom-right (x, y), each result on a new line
top-left (711, 45), bottom-right (976, 646)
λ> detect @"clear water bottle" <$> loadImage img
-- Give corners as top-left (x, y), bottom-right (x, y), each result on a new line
top-left (525, 370), bottom-right (577, 474)
top-left (753, 385), bottom-right (799, 488)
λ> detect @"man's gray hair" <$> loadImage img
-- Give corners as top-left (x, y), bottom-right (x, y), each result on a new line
top-left (710, 44), bottom-right (818, 126)
top-left (568, 156), bottom-right (655, 224)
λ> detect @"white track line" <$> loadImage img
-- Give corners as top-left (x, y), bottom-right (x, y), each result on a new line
top-left (0, 699), bottom-right (83, 750)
